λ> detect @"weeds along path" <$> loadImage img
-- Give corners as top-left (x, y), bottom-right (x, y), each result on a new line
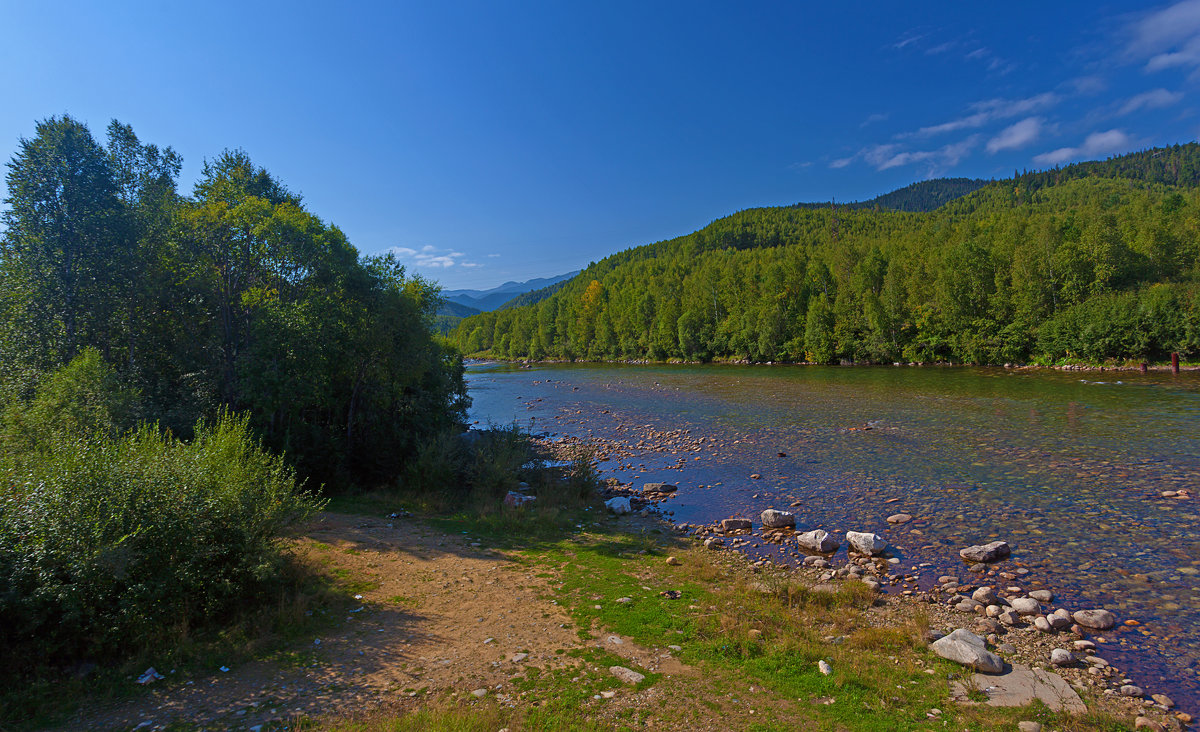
top-left (63, 510), bottom-right (1138, 731)
top-left (65, 512), bottom-right (695, 731)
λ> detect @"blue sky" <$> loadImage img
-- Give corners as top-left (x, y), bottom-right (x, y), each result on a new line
top-left (2, 1), bottom-right (1199, 289)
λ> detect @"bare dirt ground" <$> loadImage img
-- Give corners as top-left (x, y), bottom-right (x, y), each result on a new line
top-left (65, 513), bottom-right (693, 731)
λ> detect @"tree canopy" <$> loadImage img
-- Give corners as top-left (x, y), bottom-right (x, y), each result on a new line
top-left (451, 144), bottom-right (1200, 365)
top-left (2, 115), bottom-right (468, 487)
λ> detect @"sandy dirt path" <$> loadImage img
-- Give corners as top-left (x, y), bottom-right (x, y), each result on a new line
top-left (68, 512), bottom-right (608, 730)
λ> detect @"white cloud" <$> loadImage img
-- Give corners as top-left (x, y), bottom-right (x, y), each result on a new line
top-left (388, 244), bottom-right (471, 269)
top-left (1118, 88), bottom-right (1183, 114)
top-left (834, 136), bottom-right (979, 173)
top-left (1128, 0), bottom-right (1200, 71)
top-left (987, 117), bottom-right (1043, 153)
top-left (1032, 129), bottom-right (1135, 166)
top-left (893, 32), bottom-right (927, 50)
top-left (904, 93), bottom-right (1058, 139)
top-left (860, 112), bottom-right (890, 128)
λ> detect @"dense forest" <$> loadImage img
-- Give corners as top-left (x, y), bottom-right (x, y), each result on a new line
top-left (0, 116), bottom-right (468, 679)
top-left (793, 177), bottom-right (988, 213)
top-left (0, 116), bottom-right (468, 486)
top-left (451, 143), bottom-right (1200, 365)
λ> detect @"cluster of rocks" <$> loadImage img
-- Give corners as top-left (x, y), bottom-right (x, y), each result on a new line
top-left (600, 480), bottom-right (679, 515)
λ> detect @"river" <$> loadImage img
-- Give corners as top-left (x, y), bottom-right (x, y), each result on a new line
top-left (466, 360), bottom-right (1200, 710)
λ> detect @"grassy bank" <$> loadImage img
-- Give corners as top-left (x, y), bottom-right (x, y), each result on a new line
top-left (313, 458), bottom-right (1133, 731)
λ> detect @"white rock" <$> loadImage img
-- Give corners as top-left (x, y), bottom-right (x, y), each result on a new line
top-left (930, 629), bottom-right (1004, 673)
top-left (610, 666), bottom-right (645, 685)
top-left (818, 660), bottom-right (832, 675)
top-left (760, 509), bottom-right (796, 528)
top-left (959, 541), bottom-right (1011, 563)
top-left (1009, 597), bottom-right (1041, 615)
top-left (796, 529), bottom-right (840, 553)
top-left (846, 531), bottom-right (887, 555)
top-left (1050, 649), bottom-right (1075, 666)
top-left (605, 497), bottom-right (631, 515)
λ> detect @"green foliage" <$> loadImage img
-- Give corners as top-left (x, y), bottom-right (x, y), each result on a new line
top-left (1, 349), bottom-right (141, 449)
top-left (793, 176), bottom-right (989, 212)
top-left (0, 406), bottom-right (320, 673)
top-left (453, 144), bottom-right (1200, 365)
top-left (1, 116), bottom-right (468, 487)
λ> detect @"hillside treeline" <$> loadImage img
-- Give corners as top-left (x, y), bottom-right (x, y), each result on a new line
top-left (1, 116), bottom-right (468, 487)
top-left (452, 145), bottom-right (1200, 365)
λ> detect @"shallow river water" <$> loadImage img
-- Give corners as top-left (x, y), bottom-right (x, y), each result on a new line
top-left (466, 361), bottom-right (1200, 710)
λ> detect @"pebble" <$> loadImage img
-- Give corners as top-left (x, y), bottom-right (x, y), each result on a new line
top-left (886, 513), bottom-right (912, 524)
top-left (818, 660), bottom-right (832, 675)
top-left (1151, 693), bottom-right (1174, 709)
top-left (471, 688), bottom-right (488, 698)
top-left (1018, 723), bottom-right (1042, 732)
top-left (1050, 649), bottom-right (1075, 666)
top-left (1121, 684), bottom-right (1146, 698)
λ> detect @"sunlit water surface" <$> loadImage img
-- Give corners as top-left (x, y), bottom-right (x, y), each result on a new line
top-left (467, 361), bottom-right (1200, 708)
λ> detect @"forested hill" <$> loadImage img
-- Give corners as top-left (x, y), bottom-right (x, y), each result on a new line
top-left (793, 177), bottom-right (989, 213)
top-left (451, 143), bottom-right (1200, 366)
top-left (497, 278), bottom-right (571, 310)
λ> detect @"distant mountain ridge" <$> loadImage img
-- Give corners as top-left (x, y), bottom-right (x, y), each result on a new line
top-left (793, 177), bottom-right (990, 213)
top-left (443, 271), bottom-right (579, 312)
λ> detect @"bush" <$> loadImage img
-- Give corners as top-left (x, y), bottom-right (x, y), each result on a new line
top-left (0, 411), bottom-right (321, 672)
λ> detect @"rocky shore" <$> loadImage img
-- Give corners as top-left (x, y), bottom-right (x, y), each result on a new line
top-left (586, 471), bottom-right (1193, 731)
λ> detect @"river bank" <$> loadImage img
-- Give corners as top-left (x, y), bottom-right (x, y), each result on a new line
top-left (465, 360), bottom-right (1200, 718)
top-left (62, 501), bottom-right (1150, 731)
top-left (467, 356), bottom-right (1200, 373)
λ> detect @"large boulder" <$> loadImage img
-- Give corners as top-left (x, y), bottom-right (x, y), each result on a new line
top-left (605, 497), bottom-right (631, 515)
top-left (960, 541), bottom-right (1011, 563)
top-left (1072, 609), bottom-right (1116, 630)
top-left (760, 509), bottom-right (796, 529)
top-left (846, 531), bottom-right (887, 556)
top-left (930, 629), bottom-right (1005, 673)
top-left (796, 529), bottom-right (840, 553)
top-left (721, 518), bottom-right (753, 532)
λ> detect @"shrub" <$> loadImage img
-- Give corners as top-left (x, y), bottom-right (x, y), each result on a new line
top-left (0, 411), bottom-right (321, 672)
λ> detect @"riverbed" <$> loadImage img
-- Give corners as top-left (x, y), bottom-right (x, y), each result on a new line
top-left (466, 360), bottom-right (1200, 710)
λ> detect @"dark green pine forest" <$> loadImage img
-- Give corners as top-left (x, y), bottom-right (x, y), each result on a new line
top-left (452, 144), bottom-right (1200, 365)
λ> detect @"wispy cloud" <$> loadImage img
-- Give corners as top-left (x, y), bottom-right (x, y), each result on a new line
top-left (389, 244), bottom-right (475, 269)
top-left (860, 112), bottom-right (890, 128)
top-left (1033, 129), bottom-right (1135, 166)
top-left (893, 31), bottom-right (928, 50)
top-left (904, 93), bottom-right (1059, 139)
top-left (833, 135), bottom-right (980, 174)
top-left (1127, 0), bottom-right (1200, 71)
top-left (1118, 88), bottom-right (1183, 114)
top-left (987, 117), bottom-right (1044, 153)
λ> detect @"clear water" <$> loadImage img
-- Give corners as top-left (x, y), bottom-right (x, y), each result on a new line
top-left (467, 361), bottom-right (1200, 708)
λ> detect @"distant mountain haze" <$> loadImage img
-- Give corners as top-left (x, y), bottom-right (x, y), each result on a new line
top-left (443, 271), bottom-right (580, 312)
